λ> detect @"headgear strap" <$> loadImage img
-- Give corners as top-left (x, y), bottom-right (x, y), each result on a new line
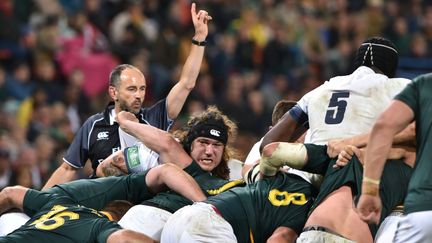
top-left (187, 118), bottom-right (228, 145)
top-left (354, 39), bottom-right (399, 78)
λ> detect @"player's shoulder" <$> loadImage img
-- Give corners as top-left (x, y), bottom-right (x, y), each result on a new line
top-left (83, 112), bottom-right (106, 125)
top-left (389, 77), bottom-right (411, 85)
top-left (413, 72), bottom-right (432, 82)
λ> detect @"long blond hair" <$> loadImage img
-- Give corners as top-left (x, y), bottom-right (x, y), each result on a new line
top-left (173, 106), bottom-right (238, 180)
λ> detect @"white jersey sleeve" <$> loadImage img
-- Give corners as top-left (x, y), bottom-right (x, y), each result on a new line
top-left (124, 142), bottom-right (160, 173)
top-left (244, 139), bottom-right (263, 165)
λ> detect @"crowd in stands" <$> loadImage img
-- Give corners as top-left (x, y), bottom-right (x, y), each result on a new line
top-left (0, 0), bottom-right (432, 190)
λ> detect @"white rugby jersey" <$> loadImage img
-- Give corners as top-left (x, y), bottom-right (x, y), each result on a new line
top-left (298, 66), bottom-right (410, 144)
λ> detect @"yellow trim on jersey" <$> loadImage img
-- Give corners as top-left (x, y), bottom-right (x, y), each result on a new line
top-left (100, 211), bottom-right (114, 221)
top-left (206, 179), bottom-right (245, 195)
top-left (249, 228), bottom-right (255, 243)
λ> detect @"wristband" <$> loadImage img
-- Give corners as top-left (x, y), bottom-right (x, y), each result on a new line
top-left (362, 183), bottom-right (379, 196)
top-left (363, 176), bottom-right (380, 185)
top-left (192, 38), bottom-right (207, 46)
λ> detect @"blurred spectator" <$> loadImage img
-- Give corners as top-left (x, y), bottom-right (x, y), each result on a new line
top-left (0, 0), bottom-right (29, 68)
top-left (408, 32), bottom-right (430, 58)
top-left (365, 0), bottom-right (386, 36)
top-left (218, 73), bottom-right (251, 134)
top-left (191, 73), bottom-right (216, 105)
top-left (4, 61), bottom-right (34, 101)
top-left (32, 58), bottom-right (63, 103)
top-left (62, 69), bottom-right (92, 132)
top-left (33, 133), bottom-right (56, 184)
top-left (244, 89), bottom-right (271, 137)
top-left (110, 0), bottom-right (158, 46)
top-left (386, 16), bottom-right (411, 56)
top-left (83, 0), bottom-right (110, 36)
top-left (11, 145), bottom-right (41, 189)
top-left (57, 10), bottom-right (117, 98)
top-left (33, 14), bottom-right (61, 61)
top-left (0, 66), bottom-right (8, 103)
top-left (261, 20), bottom-right (303, 79)
top-left (423, 4), bottom-right (432, 50)
top-left (26, 103), bottom-right (53, 142)
top-left (16, 87), bottom-right (48, 130)
top-left (260, 74), bottom-right (291, 111)
top-left (0, 138), bottom-right (13, 189)
top-left (324, 38), bottom-right (355, 77)
top-left (207, 32), bottom-right (237, 89)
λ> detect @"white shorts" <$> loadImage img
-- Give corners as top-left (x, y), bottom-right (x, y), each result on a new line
top-left (393, 210), bottom-right (432, 243)
top-left (161, 202), bottom-right (237, 243)
top-left (0, 212), bottom-right (30, 236)
top-left (296, 227), bottom-right (356, 243)
top-left (118, 205), bottom-right (172, 241)
top-left (375, 211), bottom-right (403, 243)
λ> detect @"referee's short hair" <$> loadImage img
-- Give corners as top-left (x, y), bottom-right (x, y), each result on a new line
top-left (109, 64), bottom-right (137, 87)
top-left (353, 37), bottom-right (399, 78)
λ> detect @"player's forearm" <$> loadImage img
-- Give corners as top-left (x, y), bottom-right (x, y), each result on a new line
top-left (260, 114), bottom-right (304, 152)
top-left (363, 123), bottom-right (396, 181)
top-left (0, 189), bottom-right (14, 214)
top-left (364, 101), bottom-right (414, 180)
top-left (351, 122), bottom-right (415, 149)
top-left (260, 143), bottom-right (308, 177)
top-left (0, 186), bottom-right (27, 214)
top-left (165, 44), bottom-right (205, 120)
top-left (349, 133), bottom-right (369, 148)
top-left (42, 164), bottom-right (77, 190)
top-left (121, 120), bottom-right (170, 153)
top-left (392, 122), bottom-right (416, 147)
top-left (179, 43), bottom-right (205, 90)
top-left (159, 163), bottom-right (206, 202)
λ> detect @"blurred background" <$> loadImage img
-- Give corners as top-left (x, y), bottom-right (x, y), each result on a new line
top-left (0, 0), bottom-right (431, 189)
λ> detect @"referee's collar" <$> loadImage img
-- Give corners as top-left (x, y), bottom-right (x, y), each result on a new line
top-left (109, 108), bottom-right (133, 125)
top-left (109, 109), bottom-right (116, 125)
top-left (104, 102), bottom-right (144, 125)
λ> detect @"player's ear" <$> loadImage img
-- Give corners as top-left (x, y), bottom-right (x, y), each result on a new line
top-left (108, 86), bottom-right (118, 101)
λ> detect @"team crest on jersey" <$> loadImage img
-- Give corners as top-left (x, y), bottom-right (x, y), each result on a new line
top-left (210, 129), bottom-right (220, 137)
top-left (97, 131), bottom-right (109, 140)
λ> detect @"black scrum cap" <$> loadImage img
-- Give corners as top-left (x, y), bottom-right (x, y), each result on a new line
top-left (186, 118), bottom-right (228, 145)
top-left (353, 37), bottom-right (399, 78)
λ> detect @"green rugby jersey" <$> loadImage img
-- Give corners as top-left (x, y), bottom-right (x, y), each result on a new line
top-left (395, 73), bottom-right (432, 214)
top-left (1, 195), bottom-right (120, 243)
top-left (0, 172), bottom-right (154, 242)
top-left (144, 160), bottom-right (245, 212)
top-left (207, 172), bottom-right (316, 243)
top-left (304, 144), bottom-right (412, 236)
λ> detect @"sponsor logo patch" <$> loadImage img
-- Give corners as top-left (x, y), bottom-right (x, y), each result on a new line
top-left (210, 129), bottom-right (220, 137)
top-left (97, 131), bottom-right (109, 141)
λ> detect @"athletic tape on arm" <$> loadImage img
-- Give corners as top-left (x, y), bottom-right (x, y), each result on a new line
top-left (260, 143), bottom-right (308, 176)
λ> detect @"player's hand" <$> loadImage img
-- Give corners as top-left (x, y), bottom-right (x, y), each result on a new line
top-left (117, 111), bottom-right (139, 124)
top-left (387, 148), bottom-right (406, 160)
top-left (327, 138), bottom-right (350, 158)
top-left (259, 159), bottom-right (279, 177)
top-left (356, 194), bottom-right (382, 224)
top-left (191, 3), bottom-right (212, 41)
top-left (333, 145), bottom-right (362, 168)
